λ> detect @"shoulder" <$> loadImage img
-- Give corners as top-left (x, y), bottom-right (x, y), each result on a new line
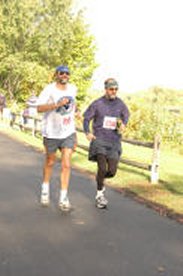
top-left (116, 98), bottom-right (129, 116)
top-left (67, 83), bottom-right (77, 93)
top-left (86, 97), bottom-right (102, 109)
top-left (93, 96), bottom-right (105, 105)
top-left (37, 83), bottom-right (56, 104)
top-left (41, 82), bottom-right (56, 94)
top-left (115, 97), bottom-right (123, 103)
top-left (116, 97), bottom-right (128, 106)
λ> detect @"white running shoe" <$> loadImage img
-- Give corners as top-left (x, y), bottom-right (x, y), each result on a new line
top-left (40, 192), bottom-right (50, 206)
top-left (95, 194), bottom-right (108, 209)
top-left (59, 196), bottom-right (72, 211)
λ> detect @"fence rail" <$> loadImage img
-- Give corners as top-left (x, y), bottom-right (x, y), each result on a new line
top-left (9, 113), bottom-right (160, 184)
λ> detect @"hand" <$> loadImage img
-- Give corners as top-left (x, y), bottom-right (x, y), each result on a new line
top-left (73, 142), bottom-right (77, 152)
top-left (75, 110), bottom-right (82, 121)
top-left (73, 134), bottom-right (78, 152)
top-left (86, 133), bottom-right (96, 141)
top-left (116, 118), bottom-right (126, 134)
top-left (118, 123), bottom-right (126, 133)
top-left (57, 97), bottom-right (70, 107)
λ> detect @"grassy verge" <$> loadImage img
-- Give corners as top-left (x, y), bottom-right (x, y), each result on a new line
top-left (1, 123), bottom-right (183, 217)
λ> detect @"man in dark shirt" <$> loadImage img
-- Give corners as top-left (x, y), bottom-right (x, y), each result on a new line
top-left (83, 78), bottom-right (130, 209)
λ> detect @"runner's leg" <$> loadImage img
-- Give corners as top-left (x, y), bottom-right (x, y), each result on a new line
top-left (106, 158), bottom-right (118, 178)
top-left (96, 154), bottom-right (108, 208)
top-left (59, 148), bottom-right (73, 210)
top-left (96, 154), bottom-right (107, 190)
top-left (60, 148), bottom-right (73, 191)
top-left (41, 149), bottom-right (56, 205)
top-left (43, 151), bottom-right (56, 183)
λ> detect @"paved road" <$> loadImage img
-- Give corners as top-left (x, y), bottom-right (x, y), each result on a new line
top-left (0, 132), bottom-right (182, 276)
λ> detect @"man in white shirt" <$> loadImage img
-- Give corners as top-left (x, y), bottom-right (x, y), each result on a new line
top-left (37, 65), bottom-right (77, 211)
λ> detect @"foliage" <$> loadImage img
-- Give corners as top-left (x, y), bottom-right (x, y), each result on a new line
top-left (0, 54), bottom-right (49, 103)
top-left (123, 86), bottom-right (183, 145)
top-left (0, 0), bottom-right (97, 105)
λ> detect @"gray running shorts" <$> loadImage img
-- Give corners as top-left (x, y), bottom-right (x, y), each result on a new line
top-left (43, 133), bottom-right (76, 153)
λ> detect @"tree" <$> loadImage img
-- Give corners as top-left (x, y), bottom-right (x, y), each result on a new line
top-left (0, 0), bottom-right (97, 105)
top-left (124, 87), bottom-right (183, 145)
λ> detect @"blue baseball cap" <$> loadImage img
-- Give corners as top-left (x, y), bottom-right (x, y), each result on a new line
top-left (56, 65), bottom-right (70, 74)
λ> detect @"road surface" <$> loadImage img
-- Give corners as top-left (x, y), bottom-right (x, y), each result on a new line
top-left (0, 132), bottom-right (182, 276)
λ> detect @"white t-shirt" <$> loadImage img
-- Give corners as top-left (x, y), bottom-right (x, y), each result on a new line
top-left (37, 82), bottom-right (77, 139)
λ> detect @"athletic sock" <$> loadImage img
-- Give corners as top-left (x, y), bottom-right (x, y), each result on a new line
top-left (96, 189), bottom-right (104, 198)
top-left (60, 189), bottom-right (68, 202)
top-left (42, 183), bottom-right (49, 194)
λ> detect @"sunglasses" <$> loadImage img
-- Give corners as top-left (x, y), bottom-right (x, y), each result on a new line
top-left (59, 71), bottom-right (70, 75)
top-left (108, 87), bottom-right (118, 91)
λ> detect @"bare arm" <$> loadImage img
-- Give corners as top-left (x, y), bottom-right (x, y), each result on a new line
top-left (86, 133), bottom-right (96, 141)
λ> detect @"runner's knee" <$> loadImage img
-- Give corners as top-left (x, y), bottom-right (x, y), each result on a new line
top-left (106, 160), bottom-right (118, 177)
top-left (46, 154), bottom-right (55, 167)
top-left (62, 159), bottom-right (71, 171)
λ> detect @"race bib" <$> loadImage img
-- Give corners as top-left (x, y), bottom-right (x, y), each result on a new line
top-left (103, 116), bottom-right (117, 130)
top-left (59, 115), bottom-right (72, 131)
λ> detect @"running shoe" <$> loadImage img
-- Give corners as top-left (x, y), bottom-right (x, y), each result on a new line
top-left (40, 192), bottom-right (50, 206)
top-left (95, 194), bottom-right (108, 209)
top-left (59, 196), bottom-right (72, 211)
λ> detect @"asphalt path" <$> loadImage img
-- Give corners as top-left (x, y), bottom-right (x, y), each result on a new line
top-left (0, 132), bottom-right (182, 276)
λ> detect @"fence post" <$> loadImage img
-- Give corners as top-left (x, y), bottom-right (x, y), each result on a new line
top-left (32, 117), bottom-right (36, 136)
top-left (150, 134), bottom-right (160, 184)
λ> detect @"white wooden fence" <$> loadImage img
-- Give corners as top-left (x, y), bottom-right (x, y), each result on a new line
top-left (10, 113), bottom-right (160, 184)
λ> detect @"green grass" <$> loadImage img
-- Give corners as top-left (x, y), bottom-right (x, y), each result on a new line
top-left (1, 122), bottom-right (183, 215)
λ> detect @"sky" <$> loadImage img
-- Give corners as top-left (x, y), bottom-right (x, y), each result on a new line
top-left (75, 0), bottom-right (183, 93)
